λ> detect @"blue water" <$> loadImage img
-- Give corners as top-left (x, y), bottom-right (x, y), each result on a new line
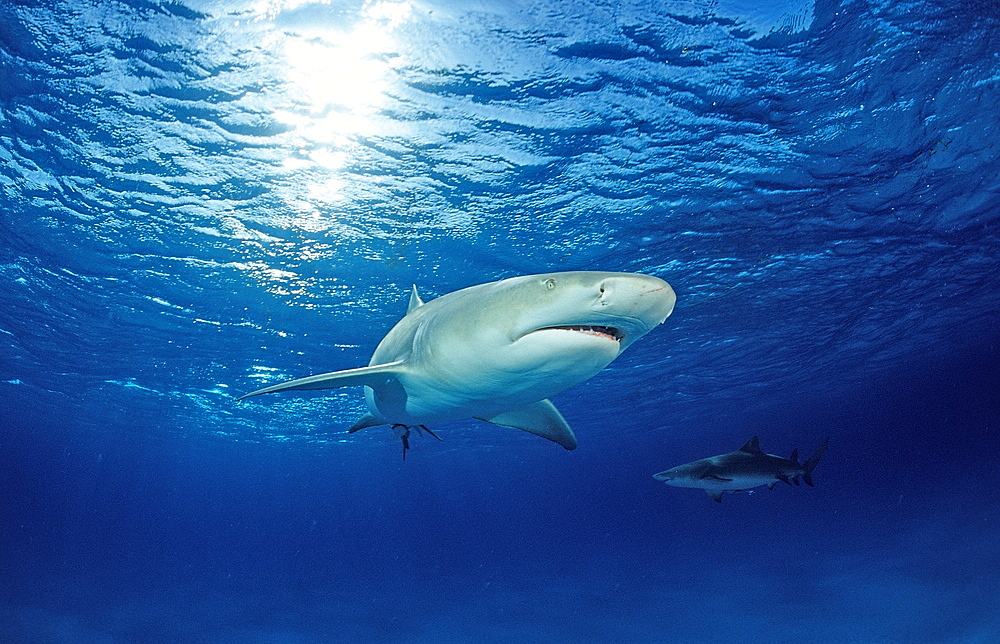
top-left (2, 0), bottom-right (999, 641)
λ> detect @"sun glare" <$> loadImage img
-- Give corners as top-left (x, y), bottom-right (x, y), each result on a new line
top-left (257, 0), bottom-right (413, 134)
top-left (235, 0), bottom-right (415, 233)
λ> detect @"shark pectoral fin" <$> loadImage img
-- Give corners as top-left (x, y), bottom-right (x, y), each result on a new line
top-left (476, 400), bottom-right (577, 450)
top-left (768, 481), bottom-right (778, 490)
top-left (238, 361), bottom-right (407, 400)
top-left (701, 474), bottom-right (733, 482)
top-left (348, 413), bottom-right (384, 434)
top-left (706, 490), bottom-right (724, 503)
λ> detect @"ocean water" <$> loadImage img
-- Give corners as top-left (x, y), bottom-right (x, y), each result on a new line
top-left (1, 0), bottom-right (999, 641)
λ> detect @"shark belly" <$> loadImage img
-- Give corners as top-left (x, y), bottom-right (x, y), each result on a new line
top-left (364, 339), bottom-right (619, 425)
top-left (703, 474), bottom-right (776, 491)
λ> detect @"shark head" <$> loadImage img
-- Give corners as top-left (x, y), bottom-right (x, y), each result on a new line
top-left (652, 461), bottom-right (715, 488)
top-left (433, 271), bottom-right (676, 391)
top-left (505, 271), bottom-right (676, 353)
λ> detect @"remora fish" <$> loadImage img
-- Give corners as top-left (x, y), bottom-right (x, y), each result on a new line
top-left (653, 436), bottom-right (829, 502)
top-left (240, 271), bottom-right (676, 456)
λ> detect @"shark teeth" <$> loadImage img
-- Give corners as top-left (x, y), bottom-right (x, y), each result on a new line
top-left (546, 325), bottom-right (624, 341)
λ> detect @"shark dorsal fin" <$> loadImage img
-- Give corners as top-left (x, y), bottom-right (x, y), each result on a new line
top-left (789, 448), bottom-right (799, 463)
top-left (738, 436), bottom-right (762, 454)
top-left (408, 284), bottom-right (425, 314)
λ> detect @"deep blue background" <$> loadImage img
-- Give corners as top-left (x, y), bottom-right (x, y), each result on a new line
top-left (2, 0), bottom-right (999, 641)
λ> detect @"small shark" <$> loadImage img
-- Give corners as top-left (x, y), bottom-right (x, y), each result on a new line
top-left (653, 436), bottom-right (829, 502)
top-left (240, 271), bottom-right (676, 456)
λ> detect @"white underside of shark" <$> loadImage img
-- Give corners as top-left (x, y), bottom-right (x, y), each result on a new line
top-left (240, 271), bottom-right (676, 454)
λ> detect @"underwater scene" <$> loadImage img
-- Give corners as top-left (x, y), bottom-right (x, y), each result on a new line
top-left (1, 0), bottom-right (998, 641)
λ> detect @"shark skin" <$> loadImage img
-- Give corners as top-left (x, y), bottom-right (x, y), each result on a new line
top-left (653, 436), bottom-right (829, 502)
top-left (240, 271), bottom-right (676, 456)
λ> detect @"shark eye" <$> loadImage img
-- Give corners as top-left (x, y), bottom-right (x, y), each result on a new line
top-left (545, 278), bottom-right (557, 290)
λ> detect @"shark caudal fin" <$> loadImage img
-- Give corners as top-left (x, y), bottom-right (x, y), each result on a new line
top-left (801, 438), bottom-right (829, 487)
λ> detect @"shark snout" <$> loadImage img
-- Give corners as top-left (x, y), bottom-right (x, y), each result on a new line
top-left (598, 275), bottom-right (676, 328)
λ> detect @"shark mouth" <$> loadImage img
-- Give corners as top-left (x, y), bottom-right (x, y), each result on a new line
top-left (543, 325), bottom-right (624, 342)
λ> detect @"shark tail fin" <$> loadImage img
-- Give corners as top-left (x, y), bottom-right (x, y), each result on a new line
top-left (801, 438), bottom-right (829, 487)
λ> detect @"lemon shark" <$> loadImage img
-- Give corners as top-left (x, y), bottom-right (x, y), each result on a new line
top-left (240, 271), bottom-right (676, 456)
top-left (653, 436), bottom-right (829, 502)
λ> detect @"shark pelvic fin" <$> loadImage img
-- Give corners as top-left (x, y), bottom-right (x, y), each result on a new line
top-left (476, 399), bottom-right (577, 450)
top-left (238, 361), bottom-right (408, 400)
top-left (706, 489), bottom-right (724, 503)
top-left (738, 436), bottom-right (762, 454)
top-left (348, 413), bottom-right (384, 433)
top-left (407, 285), bottom-right (424, 313)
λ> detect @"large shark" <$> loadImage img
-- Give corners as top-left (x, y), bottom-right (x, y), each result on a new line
top-left (240, 271), bottom-right (676, 456)
top-left (653, 436), bottom-right (829, 502)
